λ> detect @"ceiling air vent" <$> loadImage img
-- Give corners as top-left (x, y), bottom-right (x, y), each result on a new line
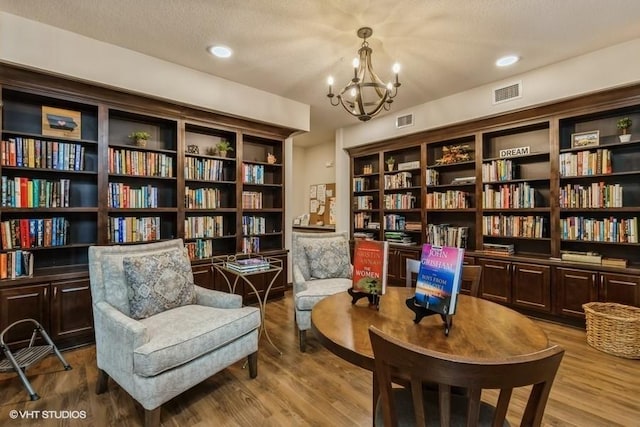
top-left (493, 81), bottom-right (522, 104)
top-left (396, 113), bottom-right (414, 129)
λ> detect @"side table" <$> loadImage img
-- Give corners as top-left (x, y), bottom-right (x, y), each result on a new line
top-left (212, 255), bottom-right (283, 355)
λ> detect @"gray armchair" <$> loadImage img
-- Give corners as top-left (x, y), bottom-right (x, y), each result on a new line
top-left (88, 239), bottom-right (260, 427)
top-left (292, 232), bottom-right (352, 351)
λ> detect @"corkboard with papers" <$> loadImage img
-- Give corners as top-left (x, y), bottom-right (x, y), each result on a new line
top-left (309, 183), bottom-right (336, 226)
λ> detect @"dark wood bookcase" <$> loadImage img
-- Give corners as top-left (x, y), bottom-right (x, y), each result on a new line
top-left (348, 84), bottom-right (640, 324)
top-left (0, 64), bottom-right (294, 349)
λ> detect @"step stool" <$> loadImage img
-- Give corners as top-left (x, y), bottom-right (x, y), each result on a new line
top-left (0, 319), bottom-right (72, 401)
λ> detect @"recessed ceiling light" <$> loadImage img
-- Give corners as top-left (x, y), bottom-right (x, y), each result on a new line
top-left (496, 55), bottom-right (519, 67)
top-left (208, 45), bottom-right (233, 58)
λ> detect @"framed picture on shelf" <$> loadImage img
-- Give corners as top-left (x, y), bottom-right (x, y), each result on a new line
top-left (42, 106), bottom-right (82, 139)
top-left (571, 130), bottom-right (599, 148)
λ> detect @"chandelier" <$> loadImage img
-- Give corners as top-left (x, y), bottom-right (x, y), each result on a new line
top-left (327, 27), bottom-right (401, 122)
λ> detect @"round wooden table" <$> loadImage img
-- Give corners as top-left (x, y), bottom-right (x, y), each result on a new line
top-left (311, 287), bottom-right (549, 371)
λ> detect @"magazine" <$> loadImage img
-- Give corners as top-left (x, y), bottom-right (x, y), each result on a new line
top-left (414, 244), bottom-right (465, 315)
top-left (352, 240), bottom-right (389, 295)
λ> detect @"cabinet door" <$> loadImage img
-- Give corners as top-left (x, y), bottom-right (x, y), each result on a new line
top-left (556, 268), bottom-right (597, 319)
top-left (50, 278), bottom-right (94, 346)
top-left (460, 256), bottom-right (476, 295)
top-left (0, 284), bottom-right (50, 347)
top-left (599, 272), bottom-right (640, 307)
top-left (512, 263), bottom-right (551, 313)
top-left (479, 259), bottom-right (511, 303)
top-left (192, 264), bottom-right (213, 289)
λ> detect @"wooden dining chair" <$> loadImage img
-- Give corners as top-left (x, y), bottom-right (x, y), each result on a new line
top-left (405, 258), bottom-right (483, 297)
top-left (369, 326), bottom-right (564, 427)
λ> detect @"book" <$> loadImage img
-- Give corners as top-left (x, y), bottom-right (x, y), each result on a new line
top-left (601, 257), bottom-right (628, 268)
top-left (226, 257), bottom-right (270, 273)
top-left (352, 240), bottom-right (389, 295)
top-left (414, 244), bottom-right (465, 315)
top-left (560, 250), bottom-right (602, 264)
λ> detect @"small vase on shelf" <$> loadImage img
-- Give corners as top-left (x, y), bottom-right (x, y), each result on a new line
top-left (619, 133), bottom-right (632, 143)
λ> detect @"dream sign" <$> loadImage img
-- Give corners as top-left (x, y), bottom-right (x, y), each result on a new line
top-left (499, 146), bottom-right (530, 158)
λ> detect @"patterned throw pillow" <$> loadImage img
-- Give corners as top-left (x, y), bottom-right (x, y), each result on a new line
top-left (304, 239), bottom-right (351, 279)
top-left (123, 248), bottom-right (196, 320)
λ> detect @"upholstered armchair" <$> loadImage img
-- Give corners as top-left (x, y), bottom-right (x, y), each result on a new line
top-left (88, 239), bottom-right (260, 427)
top-left (292, 232), bottom-right (352, 352)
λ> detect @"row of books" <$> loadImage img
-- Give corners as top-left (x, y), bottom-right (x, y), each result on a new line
top-left (482, 182), bottom-right (536, 209)
top-left (354, 212), bottom-right (372, 229)
top-left (0, 250), bottom-right (34, 279)
top-left (383, 172), bottom-right (413, 189)
top-left (1, 176), bottom-right (70, 208)
top-left (482, 215), bottom-right (547, 238)
top-left (383, 193), bottom-right (416, 210)
top-left (107, 216), bottom-right (160, 243)
top-left (184, 158), bottom-right (226, 181)
top-left (354, 195), bottom-right (373, 210)
top-left (559, 148), bottom-right (612, 177)
top-left (242, 215), bottom-right (266, 235)
top-left (108, 183), bottom-right (158, 208)
top-left (1, 137), bottom-right (85, 171)
top-left (482, 159), bottom-right (516, 182)
top-left (241, 236), bottom-right (261, 254)
top-left (242, 164), bottom-right (265, 184)
top-left (561, 252), bottom-right (629, 268)
top-left (184, 215), bottom-right (225, 239)
top-left (0, 217), bottom-right (69, 250)
top-left (425, 169), bottom-right (439, 186)
top-left (353, 231), bottom-right (376, 240)
top-left (225, 257), bottom-right (271, 273)
top-left (559, 182), bottom-right (623, 209)
top-left (384, 214), bottom-right (408, 231)
top-left (426, 224), bottom-right (469, 249)
top-left (185, 187), bottom-right (222, 209)
top-left (426, 190), bottom-right (470, 209)
top-left (242, 191), bottom-right (263, 209)
top-left (353, 177), bottom-right (370, 192)
top-left (559, 216), bottom-right (638, 243)
top-left (185, 239), bottom-right (213, 260)
top-left (108, 147), bottom-right (174, 177)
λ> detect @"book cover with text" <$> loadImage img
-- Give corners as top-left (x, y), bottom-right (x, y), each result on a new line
top-left (415, 244), bottom-right (465, 315)
top-left (352, 240), bottom-right (389, 295)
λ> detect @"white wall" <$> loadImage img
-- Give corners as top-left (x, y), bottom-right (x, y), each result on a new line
top-left (0, 12), bottom-right (309, 132)
top-left (333, 38), bottom-right (640, 233)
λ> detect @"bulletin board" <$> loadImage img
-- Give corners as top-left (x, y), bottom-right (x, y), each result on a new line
top-left (309, 183), bottom-right (336, 226)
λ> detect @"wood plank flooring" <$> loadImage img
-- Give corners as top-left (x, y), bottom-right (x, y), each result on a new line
top-left (0, 291), bottom-right (638, 426)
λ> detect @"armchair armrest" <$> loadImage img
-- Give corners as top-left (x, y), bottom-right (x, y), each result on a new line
top-left (93, 301), bottom-right (149, 372)
top-left (195, 285), bottom-right (242, 308)
top-left (292, 265), bottom-right (309, 295)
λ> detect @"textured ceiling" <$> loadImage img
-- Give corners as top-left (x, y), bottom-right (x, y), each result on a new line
top-left (2, 0), bottom-right (640, 146)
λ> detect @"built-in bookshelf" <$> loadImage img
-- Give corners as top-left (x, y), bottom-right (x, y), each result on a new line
top-left (184, 122), bottom-right (238, 257)
top-left (107, 109), bottom-right (178, 244)
top-left (352, 153), bottom-right (381, 241)
top-left (558, 107), bottom-right (640, 261)
top-left (481, 123), bottom-right (551, 256)
top-left (425, 136), bottom-right (476, 250)
top-left (1, 88), bottom-right (99, 272)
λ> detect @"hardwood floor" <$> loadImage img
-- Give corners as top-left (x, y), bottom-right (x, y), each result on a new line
top-left (1, 291), bottom-right (638, 426)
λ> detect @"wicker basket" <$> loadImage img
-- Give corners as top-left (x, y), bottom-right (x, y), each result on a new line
top-left (583, 302), bottom-right (640, 359)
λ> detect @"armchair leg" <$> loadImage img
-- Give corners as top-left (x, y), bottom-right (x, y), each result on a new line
top-left (299, 329), bottom-right (307, 352)
top-left (96, 369), bottom-right (109, 394)
top-left (145, 407), bottom-right (161, 427)
top-left (248, 351), bottom-right (258, 378)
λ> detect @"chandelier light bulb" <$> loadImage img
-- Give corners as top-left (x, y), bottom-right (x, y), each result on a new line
top-left (327, 76), bottom-right (334, 86)
top-left (392, 63), bottom-right (401, 74)
top-left (352, 58), bottom-right (360, 68)
top-left (350, 88), bottom-right (357, 97)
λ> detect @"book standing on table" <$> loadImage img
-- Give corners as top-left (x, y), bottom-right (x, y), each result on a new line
top-left (352, 240), bottom-right (389, 295)
top-left (414, 244), bottom-right (465, 315)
